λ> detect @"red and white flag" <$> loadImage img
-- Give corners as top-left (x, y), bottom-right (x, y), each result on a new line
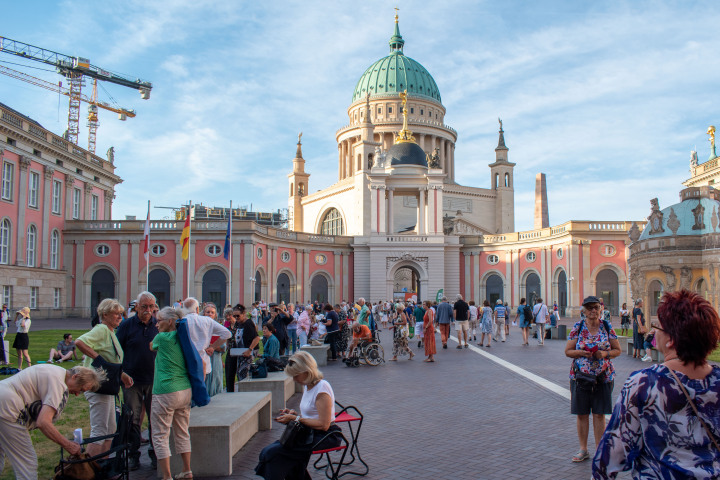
top-left (143, 201), bottom-right (150, 262)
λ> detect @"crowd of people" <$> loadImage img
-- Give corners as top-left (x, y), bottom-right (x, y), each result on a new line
top-left (1, 289), bottom-right (718, 479)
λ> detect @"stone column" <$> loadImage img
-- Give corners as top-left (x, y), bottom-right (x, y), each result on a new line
top-left (41, 165), bottom-right (54, 267)
top-left (512, 250), bottom-right (520, 306)
top-left (449, 142), bottom-right (455, 182)
top-left (435, 186), bottom-right (444, 234)
top-left (505, 250), bottom-right (513, 304)
top-left (439, 139), bottom-right (445, 175)
top-left (342, 253), bottom-right (349, 302)
top-left (119, 240), bottom-right (129, 306)
top-left (103, 190), bottom-right (113, 220)
top-left (174, 239), bottom-right (184, 300)
top-left (64, 174), bottom-right (75, 219)
top-left (303, 250), bottom-right (310, 304)
top-left (83, 184), bottom-right (93, 220)
top-left (232, 240), bottom-right (241, 305)
top-left (244, 240), bottom-right (254, 304)
top-left (582, 241), bottom-right (591, 302)
top-left (540, 248), bottom-right (548, 302)
top-left (189, 239), bottom-right (197, 298)
top-left (338, 144), bottom-right (343, 179)
top-left (16, 156), bottom-right (30, 266)
top-left (418, 188), bottom-right (426, 234)
top-left (130, 240), bottom-right (140, 297)
top-left (295, 247), bottom-right (303, 303)
top-left (387, 188), bottom-right (394, 234)
top-left (427, 186), bottom-right (436, 234)
top-left (334, 251), bottom-right (341, 304)
top-left (269, 246), bottom-right (276, 303)
top-left (378, 187), bottom-right (387, 234)
top-left (419, 134), bottom-right (425, 152)
top-left (74, 240), bottom-right (84, 309)
top-left (370, 186), bottom-right (378, 233)
top-left (464, 253), bottom-right (471, 299)
top-left (473, 253), bottom-right (480, 302)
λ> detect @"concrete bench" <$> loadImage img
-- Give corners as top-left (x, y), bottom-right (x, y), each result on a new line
top-left (168, 391), bottom-right (271, 477)
top-left (301, 344), bottom-right (330, 366)
top-left (235, 371), bottom-right (295, 413)
top-left (616, 336), bottom-right (629, 354)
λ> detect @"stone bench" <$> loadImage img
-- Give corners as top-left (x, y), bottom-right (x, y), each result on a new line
top-left (626, 340), bottom-right (664, 362)
top-left (235, 371), bottom-right (295, 413)
top-left (168, 391), bottom-right (271, 477)
top-left (300, 344), bottom-right (330, 366)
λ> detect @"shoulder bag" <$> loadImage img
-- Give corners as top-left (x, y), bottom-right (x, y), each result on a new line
top-left (91, 336), bottom-right (123, 395)
top-left (667, 368), bottom-right (720, 452)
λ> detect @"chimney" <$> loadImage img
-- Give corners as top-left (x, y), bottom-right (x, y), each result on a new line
top-left (534, 173), bottom-right (549, 229)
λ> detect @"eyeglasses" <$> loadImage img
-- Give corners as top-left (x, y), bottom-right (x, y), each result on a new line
top-left (653, 324), bottom-right (665, 332)
top-left (138, 304), bottom-right (155, 310)
top-left (233, 314), bottom-right (241, 318)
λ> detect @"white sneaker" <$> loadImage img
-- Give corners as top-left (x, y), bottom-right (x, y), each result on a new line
top-left (642, 355), bottom-right (652, 362)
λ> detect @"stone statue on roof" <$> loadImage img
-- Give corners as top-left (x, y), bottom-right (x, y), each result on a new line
top-left (106, 146), bottom-right (115, 164)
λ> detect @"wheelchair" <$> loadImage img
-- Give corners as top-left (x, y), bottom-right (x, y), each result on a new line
top-left (344, 330), bottom-right (384, 367)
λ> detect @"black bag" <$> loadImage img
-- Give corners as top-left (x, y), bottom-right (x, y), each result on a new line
top-left (91, 354), bottom-right (123, 396)
top-left (523, 305), bottom-right (534, 323)
top-left (573, 360), bottom-right (605, 391)
top-left (279, 419), bottom-right (311, 448)
top-left (250, 359), bottom-right (268, 379)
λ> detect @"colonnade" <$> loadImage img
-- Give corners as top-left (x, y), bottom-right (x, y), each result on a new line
top-left (337, 133), bottom-right (455, 181)
top-left (370, 185), bottom-right (442, 235)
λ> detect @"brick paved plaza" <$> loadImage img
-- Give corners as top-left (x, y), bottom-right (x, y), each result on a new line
top-left (132, 324), bottom-right (642, 480)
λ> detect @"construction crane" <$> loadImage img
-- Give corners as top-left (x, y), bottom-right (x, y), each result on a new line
top-left (0, 65), bottom-right (136, 153)
top-left (0, 35), bottom-right (151, 152)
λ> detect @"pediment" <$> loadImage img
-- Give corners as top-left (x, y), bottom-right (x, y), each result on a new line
top-left (451, 218), bottom-right (492, 236)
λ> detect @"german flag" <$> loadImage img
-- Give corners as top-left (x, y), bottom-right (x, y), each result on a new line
top-left (181, 207), bottom-right (191, 260)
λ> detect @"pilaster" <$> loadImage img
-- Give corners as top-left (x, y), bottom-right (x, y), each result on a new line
top-left (174, 239), bottom-right (184, 301)
top-left (15, 156), bottom-right (30, 266)
top-left (64, 174), bottom-right (75, 219)
top-left (74, 240), bottom-right (84, 308)
top-left (342, 253), bottom-right (349, 302)
top-left (387, 188), bottom-right (394, 233)
top-left (119, 240), bottom-right (129, 306)
top-left (232, 241), bottom-right (241, 305)
top-left (103, 190), bottom-right (113, 220)
top-left (83, 183), bottom-right (93, 220)
top-left (41, 165), bottom-right (54, 267)
top-left (418, 188), bottom-right (426, 234)
top-left (303, 250), bottom-right (310, 303)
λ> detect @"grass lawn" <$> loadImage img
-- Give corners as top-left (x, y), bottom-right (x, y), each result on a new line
top-left (0, 329), bottom-right (142, 480)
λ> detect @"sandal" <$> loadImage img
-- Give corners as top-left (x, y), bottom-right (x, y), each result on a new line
top-left (572, 450), bottom-right (589, 462)
top-left (175, 472), bottom-right (193, 479)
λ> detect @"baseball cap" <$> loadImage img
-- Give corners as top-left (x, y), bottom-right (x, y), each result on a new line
top-left (582, 296), bottom-right (600, 306)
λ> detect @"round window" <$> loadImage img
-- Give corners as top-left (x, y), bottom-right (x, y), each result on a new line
top-left (206, 244), bottom-right (222, 257)
top-left (151, 244), bottom-right (166, 257)
top-left (556, 247), bottom-right (563, 259)
top-left (95, 244), bottom-right (110, 257)
top-left (525, 251), bottom-right (536, 262)
top-left (315, 254), bottom-right (327, 265)
top-left (257, 247), bottom-right (263, 259)
top-left (281, 251), bottom-right (291, 263)
top-left (486, 254), bottom-right (499, 265)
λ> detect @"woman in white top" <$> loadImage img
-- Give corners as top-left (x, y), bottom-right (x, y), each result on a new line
top-left (13, 307), bottom-right (32, 369)
top-left (255, 351), bottom-right (342, 479)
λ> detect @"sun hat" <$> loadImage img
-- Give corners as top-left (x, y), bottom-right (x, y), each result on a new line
top-left (17, 307), bottom-right (30, 318)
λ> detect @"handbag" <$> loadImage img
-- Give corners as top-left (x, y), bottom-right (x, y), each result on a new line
top-left (667, 368), bottom-right (720, 452)
top-left (251, 358), bottom-right (268, 379)
top-left (53, 453), bottom-right (100, 480)
top-left (572, 359), bottom-right (605, 390)
top-left (279, 419), bottom-right (311, 448)
top-left (91, 334), bottom-right (123, 395)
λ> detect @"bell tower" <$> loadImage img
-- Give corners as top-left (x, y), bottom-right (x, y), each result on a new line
top-left (288, 133), bottom-right (310, 231)
top-left (489, 119), bottom-right (515, 233)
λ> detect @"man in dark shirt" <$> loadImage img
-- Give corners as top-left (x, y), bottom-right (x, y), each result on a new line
top-left (236, 304), bottom-right (260, 381)
top-left (115, 291), bottom-right (159, 470)
top-left (267, 303), bottom-right (292, 355)
top-left (453, 294), bottom-right (471, 349)
top-left (323, 303), bottom-right (340, 360)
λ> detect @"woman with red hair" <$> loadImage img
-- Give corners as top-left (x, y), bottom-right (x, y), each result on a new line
top-left (593, 290), bottom-right (720, 479)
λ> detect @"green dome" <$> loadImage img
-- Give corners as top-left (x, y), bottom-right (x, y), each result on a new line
top-left (351, 20), bottom-right (441, 103)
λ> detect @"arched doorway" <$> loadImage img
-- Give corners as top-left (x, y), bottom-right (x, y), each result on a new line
top-left (310, 274), bottom-right (328, 304)
top-left (649, 280), bottom-right (663, 316)
top-left (202, 269), bottom-right (226, 309)
top-left (277, 273), bottom-right (291, 304)
top-left (254, 271), bottom-right (262, 302)
top-left (525, 273), bottom-right (541, 307)
top-left (596, 269), bottom-right (619, 315)
top-left (91, 269), bottom-right (115, 313)
top-left (149, 269), bottom-right (171, 308)
top-left (696, 278), bottom-right (708, 299)
top-left (557, 270), bottom-right (568, 316)
top-left (393, 266), bottom-right (420, 302)
top-left (485, 274), bottom-right (504, 305)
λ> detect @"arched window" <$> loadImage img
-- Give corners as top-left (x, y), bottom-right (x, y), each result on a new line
top-left (495, 173), bottom-right (499, 189)
top-left (26, 225), bottom-right (37, 267)
top-left (320, 208), bottom-right (344, 236)
top-left (0, 219), bottom-right (10, 265)
top-left (504, 173), bottom-right (510, 187)
top-left (50, 230), bottom-right (59, 269)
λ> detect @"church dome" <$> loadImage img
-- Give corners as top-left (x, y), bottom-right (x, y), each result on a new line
top-left (351, 19), bottom-right (441, 103)
top-left (387, 141), bottom-right (428, 167)
top-left (638, 187), bottom-right (720, 240)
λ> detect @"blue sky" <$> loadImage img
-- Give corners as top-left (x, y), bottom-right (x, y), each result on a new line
top-left (1, 0), bottom-right (719, 231)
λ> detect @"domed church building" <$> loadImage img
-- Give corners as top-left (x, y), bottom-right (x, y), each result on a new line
top-left (289, 15), bottom-right (516, 301)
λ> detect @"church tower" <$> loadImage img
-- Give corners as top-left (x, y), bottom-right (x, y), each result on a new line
top-left (489, 119), bottom-right (515, 233)
top-left (287, 134), bottom-right (309, 231)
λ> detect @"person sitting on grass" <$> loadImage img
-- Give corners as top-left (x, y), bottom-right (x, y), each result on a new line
top-left (48, 333), bottom-right (78, 363)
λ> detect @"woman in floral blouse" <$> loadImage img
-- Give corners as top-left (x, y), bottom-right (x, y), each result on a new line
top-left (593, 290), bottom-right (720, 479)
top-left (565, 295), bottom-right (622, 463)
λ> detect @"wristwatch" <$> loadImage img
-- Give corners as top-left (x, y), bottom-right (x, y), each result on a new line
top-left (296, 414), bottom-right (302, 423)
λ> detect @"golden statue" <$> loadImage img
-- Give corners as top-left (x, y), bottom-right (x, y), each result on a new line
top-left (395, 89), bottom-right (415, 143)
top-left (708, 125), bottom-right (716, 149)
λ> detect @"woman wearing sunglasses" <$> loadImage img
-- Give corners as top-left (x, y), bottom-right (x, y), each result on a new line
top-left (255, 351), bottom-right (341, 479)
top-left (593, 290), bottom-right (720, 479)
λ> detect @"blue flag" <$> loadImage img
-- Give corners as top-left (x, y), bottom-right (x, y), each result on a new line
top-left (223, 214), bottom-right (231, 260)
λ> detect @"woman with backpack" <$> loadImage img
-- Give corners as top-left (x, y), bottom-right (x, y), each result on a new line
top-left (564, 296), bottom-right (622, 463)
top-left (515, 298), bottom-right (532, 346)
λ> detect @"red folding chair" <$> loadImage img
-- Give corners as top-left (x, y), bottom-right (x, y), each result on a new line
top-left (312, 430), bottom-right (349, 480)
top-left (314, 401), bottom-right (368, 477)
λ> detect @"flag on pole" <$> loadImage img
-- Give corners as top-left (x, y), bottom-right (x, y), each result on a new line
top-left (181, 207), bottom-right (191, 260)
top-left (143, 201), bottom-right (151, 262)
top-left (223, 210), bottom-right (231, 261)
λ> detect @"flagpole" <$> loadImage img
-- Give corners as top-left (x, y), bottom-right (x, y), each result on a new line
top-left (228, 200), bottom-right (233, 306)
top-left (187, 202), bottom-right (192, 299)
top-left (146, 200), bottom-right (150, 290)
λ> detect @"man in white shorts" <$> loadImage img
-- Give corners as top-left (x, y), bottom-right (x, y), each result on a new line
top-left (493, 300), bottom-right (507, 342)
top-left (532, 298), bottom-right (549, 346)
top-left (453, 295), bottom-right (470, 349)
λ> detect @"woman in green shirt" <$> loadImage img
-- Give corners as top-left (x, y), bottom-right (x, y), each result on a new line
top-left (151, 307), bottom-right (193, 480)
